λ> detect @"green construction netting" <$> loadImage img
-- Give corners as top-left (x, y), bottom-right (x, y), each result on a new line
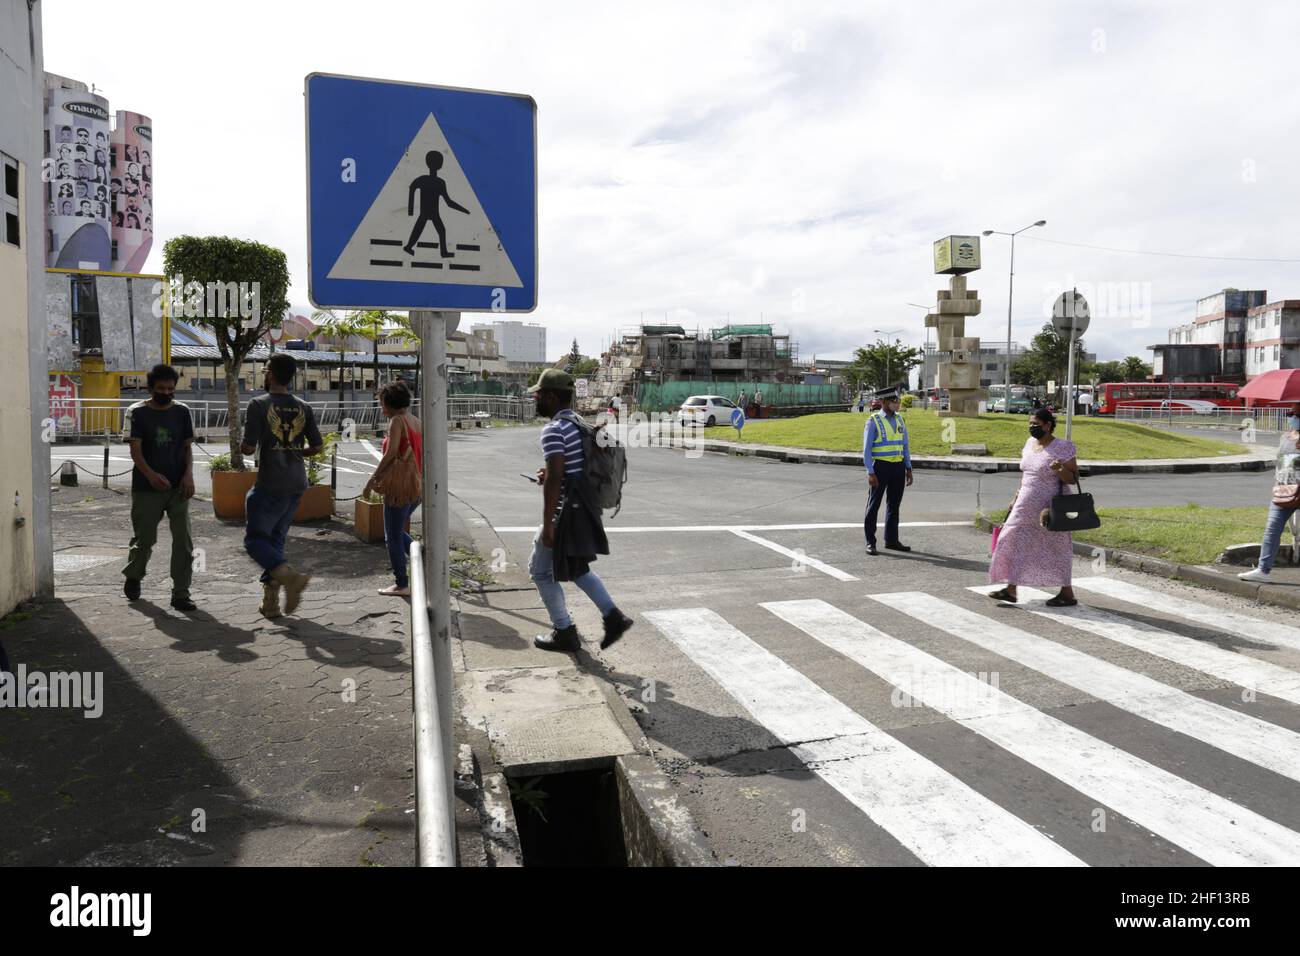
top-left (710, 324), bottom-right (773, 340)
top-left (636, 380), bottom-right (843, 412)
top-left (448, 380), bottom-right (506, 395)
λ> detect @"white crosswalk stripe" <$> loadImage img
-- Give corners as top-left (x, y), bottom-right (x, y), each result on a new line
top-left (642, 607), bottom-right (1084, 866)
top-left (877, 592), bottom-right (1300, 785)
top-left (1073, 576), bottom-right (1300, 653)
top-left (966, 585), bottom-right (1300, 707)
top-left (774, 597), bottom-right (1300, 866)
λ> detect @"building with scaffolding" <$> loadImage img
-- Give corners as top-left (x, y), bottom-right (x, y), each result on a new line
top-left (587, 322), bottom-right (812, 411)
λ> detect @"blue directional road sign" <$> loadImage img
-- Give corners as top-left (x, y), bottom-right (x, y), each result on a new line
top-left (305, 73), bottom-right (537, 312)
top-left (731, 407), bottom-right (746, 432)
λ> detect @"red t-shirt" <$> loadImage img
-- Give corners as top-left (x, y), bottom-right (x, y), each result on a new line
top-left (382, 416), bottom-right (423, 473)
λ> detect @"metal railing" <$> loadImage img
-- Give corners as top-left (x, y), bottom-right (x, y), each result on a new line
top-left (410, 540), bottom-right (456, 866)
top-left (47, 395), bottom-right (536, 441)
top-left (1115, 405), bottom-right (1290, 434)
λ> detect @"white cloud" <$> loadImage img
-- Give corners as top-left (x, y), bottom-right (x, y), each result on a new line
top-left (41, 0), bottom-right (1300, 361)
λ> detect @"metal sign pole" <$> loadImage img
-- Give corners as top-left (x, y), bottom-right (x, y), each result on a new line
top-left (1066, 324), bottom-right (1077, 441)
top-left (416, 308), bottom-right (455, 847)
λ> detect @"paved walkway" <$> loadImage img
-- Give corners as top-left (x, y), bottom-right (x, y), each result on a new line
top-left (0, 484), bottom-right (419, 865)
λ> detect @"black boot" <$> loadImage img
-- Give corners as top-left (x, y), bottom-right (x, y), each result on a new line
top-left (601, 609), bottom-right (634, 650)
top-left (535, 624), bottom-right (581, 652)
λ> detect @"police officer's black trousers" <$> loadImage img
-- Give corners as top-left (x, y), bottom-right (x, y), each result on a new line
top-left (864, 459), bottom-right (907, 547)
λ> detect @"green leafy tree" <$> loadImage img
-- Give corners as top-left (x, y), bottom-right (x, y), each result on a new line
top-left (847, 339), bottom-right (924, 391)
top-left (1122, 355), bottom-right (1152, 381)
top-left (163, 236), bottom-right (289, 468)
top-left (572, 357), bottom-right (600, 377)
top-left (567, 338), bottom-right (582, 373)
top-left (1083, 359), bottom-right (1126, 384)
top-left (1013, 322), bottom-right (1086, 388)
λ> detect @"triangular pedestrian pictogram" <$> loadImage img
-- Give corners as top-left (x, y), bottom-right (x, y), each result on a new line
top-left (327, 112), bottom-right (524, 288)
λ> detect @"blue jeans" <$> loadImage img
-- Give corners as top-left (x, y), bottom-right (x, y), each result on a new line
top-left (244, 486), bottom-right (304, 583)
top-left (528, 528), bottom-right (616, 630)
top-left (1258, 504), bottom-right (1299, 572)
top-left (385, 501), bottom-right (419, 587)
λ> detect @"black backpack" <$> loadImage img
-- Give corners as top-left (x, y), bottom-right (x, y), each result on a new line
top-left (565, 413), bottom-right (628, 517)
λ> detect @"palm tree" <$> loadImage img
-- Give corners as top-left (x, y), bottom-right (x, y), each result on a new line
top-left (1121, 355), bottom-right (1150, 381)
top-left (314, 309), bottom-right (420, 402)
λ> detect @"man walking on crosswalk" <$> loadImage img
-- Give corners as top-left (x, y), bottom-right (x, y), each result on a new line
top-left (863, 386), bottom-right (913, 556)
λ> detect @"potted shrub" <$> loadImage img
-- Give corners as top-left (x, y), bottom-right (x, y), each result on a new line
top-left (294, 432), bottom-right (337, 522)
top-left (208, 453), bottom-right (258, 520)
top-left (354, 491), bottom-right (386, 542)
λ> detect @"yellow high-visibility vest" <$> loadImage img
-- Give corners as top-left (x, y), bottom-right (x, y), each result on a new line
top-left (870, 412), bottom-right (906, 462)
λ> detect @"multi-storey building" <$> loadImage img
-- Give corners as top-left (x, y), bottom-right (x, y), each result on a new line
top-left (1156, 289), bottom-right (1266, 382)
top-left (469, 319), bottom-right (546, 364)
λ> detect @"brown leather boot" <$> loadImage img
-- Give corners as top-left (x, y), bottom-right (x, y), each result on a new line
top-left (259, 582), bottom-right (282, 619)
top-left (269, 563), bottom-right (311, 614)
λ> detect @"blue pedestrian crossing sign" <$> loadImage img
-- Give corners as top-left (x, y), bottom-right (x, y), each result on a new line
top-left (731, 407), bottom-right (746, 432)
top-left (305, 73), bottom-right (537, 312)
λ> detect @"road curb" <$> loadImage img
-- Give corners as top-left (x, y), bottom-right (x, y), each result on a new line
top-left (666, 437), bottom-right (1269, 475)
top-left (615, 754), bottom-right (718, 867)
top-left (973, 514), bottom-right (1300, 611)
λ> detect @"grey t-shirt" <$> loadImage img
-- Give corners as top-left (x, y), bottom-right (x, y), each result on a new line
top-left (242, 393), bottom-right (322, 495)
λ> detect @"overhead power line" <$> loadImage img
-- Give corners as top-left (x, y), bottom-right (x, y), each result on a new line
top-left (1023, 235), bottom-right (1300, 264)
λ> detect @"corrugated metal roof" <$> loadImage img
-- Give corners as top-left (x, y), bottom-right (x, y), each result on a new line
top-left (168, 345), bottom-right (417, 366)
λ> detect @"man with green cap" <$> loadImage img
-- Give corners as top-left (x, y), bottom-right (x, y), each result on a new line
top-left (527, 368), bottom-right (634, 652)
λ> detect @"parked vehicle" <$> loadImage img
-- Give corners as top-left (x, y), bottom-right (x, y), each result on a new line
top-left (678, 394), bottom-right (741, 426)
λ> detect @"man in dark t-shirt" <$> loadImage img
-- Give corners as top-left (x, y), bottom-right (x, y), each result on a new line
top-left (123, 364), bottom-right (196, 609)
top-left (241, 353), bottom-right (323, 619)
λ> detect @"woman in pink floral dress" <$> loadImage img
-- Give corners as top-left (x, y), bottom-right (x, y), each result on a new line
top-left (988, 408), bottom-right (1080, 606)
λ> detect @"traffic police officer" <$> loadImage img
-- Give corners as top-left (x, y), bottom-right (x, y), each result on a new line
top-left (863, 386), bottom-right (913, 556)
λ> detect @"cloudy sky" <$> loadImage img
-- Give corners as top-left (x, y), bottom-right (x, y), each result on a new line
top-left (41, 0), bottom-right (1300, 363)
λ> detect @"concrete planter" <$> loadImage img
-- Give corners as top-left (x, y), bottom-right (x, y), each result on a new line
top-left (354, 499), bottom-right (386, 542)
top-left (211, 470), bottom-right (258, 519)
top-left (293, 485), bottom-right (333, 522)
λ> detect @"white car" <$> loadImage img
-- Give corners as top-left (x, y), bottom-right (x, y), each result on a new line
top-left (678, 394), bottom-right (741, 427)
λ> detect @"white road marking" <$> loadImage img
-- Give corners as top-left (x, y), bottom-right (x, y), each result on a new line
top-left (729, 530), bottom-right (858, 582)
top-left (1074, 576), bottom-right (1300, 653)
top-left (644, 607), bottom-right (1083, 866)
top-left (494, 521), bottom-right (969, 533)
top-left (967, 587), bottom-right (1300, 708)
top-left (858, 592), bottom-right (1300, 864)
top-left (360, 439), bottom-right (384, 463)
top-left (884, 592), bottom-right (1300, 784)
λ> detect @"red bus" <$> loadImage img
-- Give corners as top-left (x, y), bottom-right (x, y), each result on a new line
top-left (1095, 381), bottom-right (1242, 415)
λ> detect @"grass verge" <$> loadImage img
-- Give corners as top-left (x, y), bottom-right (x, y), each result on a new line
top-left (982, 504), bottom-right (1268, 565)
top-left (703, 411), bottom-right (1244, 459)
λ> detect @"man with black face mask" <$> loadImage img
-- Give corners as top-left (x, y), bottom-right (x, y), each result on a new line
top-left (122, 364), bottom-right (197, 610)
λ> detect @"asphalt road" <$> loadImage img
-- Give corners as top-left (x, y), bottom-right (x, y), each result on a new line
top-left (450, 423), bottom-right (1300, 867)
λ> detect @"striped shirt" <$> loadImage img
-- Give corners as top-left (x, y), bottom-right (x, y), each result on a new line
top-left (541, 409), bottom-right (585, 478)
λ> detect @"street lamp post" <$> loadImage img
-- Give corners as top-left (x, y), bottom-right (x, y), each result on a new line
top-left (873, 327), bottom-right (903, 393)
top-left (906, 303), bottom-right (933, 395)
top-left (982, 220), bottom-right (1046, 411)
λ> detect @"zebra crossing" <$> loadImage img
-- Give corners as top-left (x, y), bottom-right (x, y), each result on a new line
top-left (641, 576), bottom-right (1300, 866)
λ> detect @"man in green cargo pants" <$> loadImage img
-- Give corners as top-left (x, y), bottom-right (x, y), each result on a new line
top-left (122, 363), bottom-right (197, 611)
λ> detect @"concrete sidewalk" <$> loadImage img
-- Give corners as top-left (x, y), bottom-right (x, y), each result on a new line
top-left (0, 484), bottom-right (430, 866)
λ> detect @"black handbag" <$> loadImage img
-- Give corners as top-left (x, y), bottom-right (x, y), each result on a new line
top-left (1046, 470), bottom-right (1101, 532)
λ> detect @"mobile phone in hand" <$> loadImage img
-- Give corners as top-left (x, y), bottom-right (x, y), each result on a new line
top-left (520, 473), bottom-right (541, 484)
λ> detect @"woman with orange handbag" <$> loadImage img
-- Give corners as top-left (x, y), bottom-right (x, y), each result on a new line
top-left (364, 382), bottom-right (424, 596)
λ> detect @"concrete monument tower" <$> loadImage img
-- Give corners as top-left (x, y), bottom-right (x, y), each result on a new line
top-left (925, 235), bottom-right (985, 416)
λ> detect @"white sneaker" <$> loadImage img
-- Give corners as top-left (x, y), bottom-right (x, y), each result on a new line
top-left (1238, 567), bottom-right (1271, 582)
top-left (378, 584), bottom-right (411, 596)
